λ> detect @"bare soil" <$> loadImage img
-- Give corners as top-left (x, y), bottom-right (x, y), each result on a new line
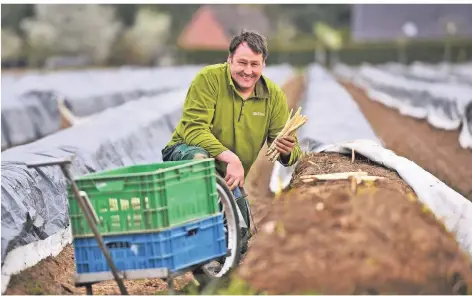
top-left (3, 73), bottom-right (306, 295)
top-left (4, 244), bottom-right (190, 295)
top-left (340, 81), bottom-right (472, 201)
top-left (237, 152), bottom-right (472, 295)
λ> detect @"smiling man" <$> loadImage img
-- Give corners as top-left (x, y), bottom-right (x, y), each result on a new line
top-left (162, 30), bottom-right (302, 250)
top-left (163, 29), bottom-right (301, 185)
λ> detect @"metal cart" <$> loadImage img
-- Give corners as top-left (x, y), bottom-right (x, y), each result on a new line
top-left (26, 158), bottom-right (245, 295)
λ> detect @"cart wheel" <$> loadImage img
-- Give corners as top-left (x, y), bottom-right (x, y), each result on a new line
top-left (194, 175), bottom-right (242, 283)
top-left (85, 284), bottom-right (93, 295)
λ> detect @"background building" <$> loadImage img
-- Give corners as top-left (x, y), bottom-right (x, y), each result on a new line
top-left (351, 4), bottom-right (472, 42)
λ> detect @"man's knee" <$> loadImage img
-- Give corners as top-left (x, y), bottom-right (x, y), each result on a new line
top-left (162, 143), bottom-right (210, 161)
top-left (193, 153), bottom-right (209, 160)
top-left (176, 144), bottom-right (210, 161)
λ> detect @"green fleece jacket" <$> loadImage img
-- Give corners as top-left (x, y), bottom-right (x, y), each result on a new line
top-left (166, 62), bottom-right (302, 176)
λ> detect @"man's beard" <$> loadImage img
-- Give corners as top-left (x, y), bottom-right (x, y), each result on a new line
top-left (233, 72), bottom-right (258, 91)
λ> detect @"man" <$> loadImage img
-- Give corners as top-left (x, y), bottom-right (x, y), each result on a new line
top-left (162, 30), bottom-right (301, 251)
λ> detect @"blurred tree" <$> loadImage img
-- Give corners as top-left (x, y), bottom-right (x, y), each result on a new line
top-left (20, 4), bottom-right (123, 66)
top-left (1, 28), bottom-right (24, 61)
top-left (20, 19), bottom-right (57, 67)
top-left (313, 22), bottom-right (343, 50)
top-left (153, 4), bottom-right (201, 42)
top-left (272, 17), bottom-right (298, 47)
top-left (1, 4), bottom-right (34, 32)
top-left (111, 7), bottom-right (171, 65)
top-left (112, 4), bottom-right (139, 27)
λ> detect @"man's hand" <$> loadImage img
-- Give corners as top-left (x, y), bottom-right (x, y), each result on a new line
top-left (225, 160), bottom-right (245, 190)
top-left (216, 150), bottom-right (245, 190)
top-left (275, 135), bottom-right (296, 156)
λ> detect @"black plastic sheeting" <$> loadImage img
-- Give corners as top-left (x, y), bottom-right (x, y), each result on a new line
top-left (1, 66), bottom-right (204, 150)
top-left (333, 63), bottom-right (472, 149)
top-left (0, 64), bottom-right (296, 265)
top-left (1, 91), bottom-right (61, 150)
top-left (466, 103), bottom-right (472, 136)
top-left (64, 88), bottom-right (173, 118)
top-left (1, 66), bottom-right (205, 109)
top-left (460, 101), bottom-right (472, 149)
top-left (297, 64), bottom-right (380, 151)
top-left (380, 62), bottom-right (472, 86)
top-left (0, 89), bottom-right (187, 264)
top-left (353, 65), bottom-right (470, 130)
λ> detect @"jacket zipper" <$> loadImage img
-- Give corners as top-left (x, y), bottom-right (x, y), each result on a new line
top-left (238, 100), bottom-right (245, 122)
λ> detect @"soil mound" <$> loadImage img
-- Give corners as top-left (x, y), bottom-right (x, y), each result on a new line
top-left (237, 152), bottom-right (472, 294)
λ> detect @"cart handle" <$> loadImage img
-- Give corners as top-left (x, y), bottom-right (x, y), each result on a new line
top-left (80, 191), bottom-right (100, 226)
top-left (26, 158), bottom-right (72, 169)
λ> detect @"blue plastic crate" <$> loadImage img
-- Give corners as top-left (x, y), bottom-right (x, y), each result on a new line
top-left (73, 214), bottom-right (227, 274)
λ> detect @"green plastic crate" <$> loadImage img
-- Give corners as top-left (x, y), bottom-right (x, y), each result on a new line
top-left (67, 159), bottom-right (219, 237)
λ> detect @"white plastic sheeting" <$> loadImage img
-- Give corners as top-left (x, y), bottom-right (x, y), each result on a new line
top-left (453, 63), bottom-right (472, 85)
top-left (333, 63), bottom-right (472, 149)
top-left (1, 227), bottom-right (72, 293)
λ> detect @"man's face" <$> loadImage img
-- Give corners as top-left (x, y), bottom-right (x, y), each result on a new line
top-left (228, 42), bottom-right (265, 92)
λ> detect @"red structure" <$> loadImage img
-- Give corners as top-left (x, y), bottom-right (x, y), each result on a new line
top-left (178, 5), bottom-right (271, 50)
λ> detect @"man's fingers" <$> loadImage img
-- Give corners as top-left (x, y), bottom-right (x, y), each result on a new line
top-left (229, 178), bottom-right (240, 190)
top-left (283, 136), bottom-right (296, 143)
top-left (276, 146), bottom-right (290, 154)
top-left (276, 140), bottom-right (291, 152)
top-left (226, 176), bottom-right (235, 186)
top-left (226, 176), bottom-right (241, 191)
top-left (279, 137), bottom-right (295, 147)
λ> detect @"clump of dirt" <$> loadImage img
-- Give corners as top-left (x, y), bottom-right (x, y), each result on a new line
top-left (85, 273), bottom-right (193, 295)
top-left (5, 245), bottom-right (79, 295)
top-left (237, 152), bottom-right (472, 295)
top-left (4, 244), bottom-right (193, 295)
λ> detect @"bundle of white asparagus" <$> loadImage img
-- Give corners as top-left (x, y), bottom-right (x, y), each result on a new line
top-left (266, 107), bottom-right (308, 162)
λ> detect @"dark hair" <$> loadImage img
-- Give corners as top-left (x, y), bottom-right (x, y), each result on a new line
top-left (229, 29), bottom-right (268, 62)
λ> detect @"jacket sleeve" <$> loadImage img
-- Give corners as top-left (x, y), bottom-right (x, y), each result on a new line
top-left (266, 89), bottom-right (302, 167)
top-left (177, 71), bottom-right (228, 157)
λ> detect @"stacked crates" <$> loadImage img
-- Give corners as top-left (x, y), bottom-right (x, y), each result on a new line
top-left (67, 159), bottom-right (227, 274)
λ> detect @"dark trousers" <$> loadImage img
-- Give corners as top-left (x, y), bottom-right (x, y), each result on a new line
top-left (162, 143), bottom-right (253, 248)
